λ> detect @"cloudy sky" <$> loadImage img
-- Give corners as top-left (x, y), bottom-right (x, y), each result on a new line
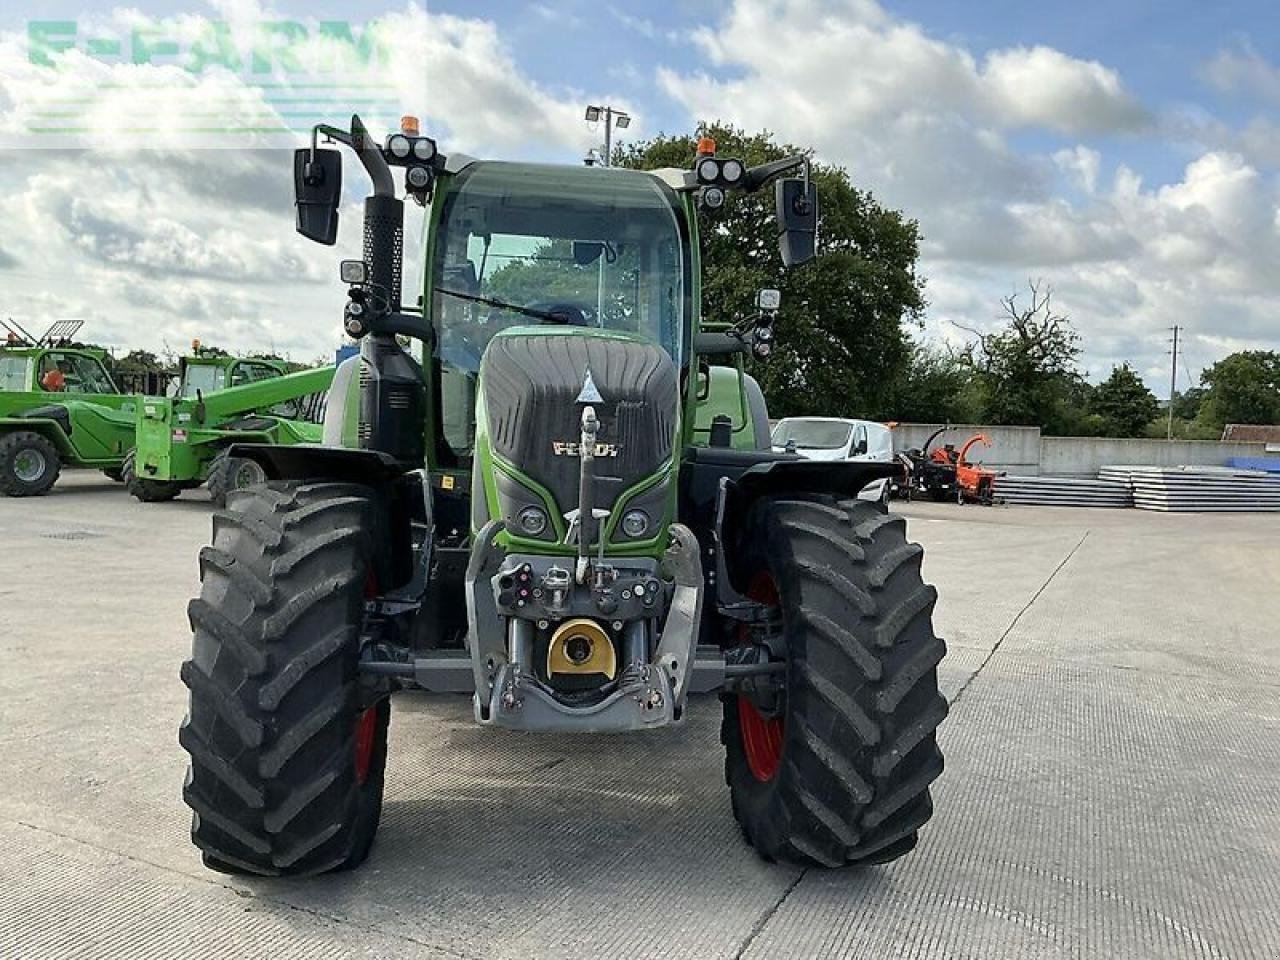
top-left (0, 0), bottom-right (1277, 389)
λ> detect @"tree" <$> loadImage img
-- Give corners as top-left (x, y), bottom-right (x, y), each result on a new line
top-left (955, 280), bottom-right (1084, 433)
top-left (1089, 363), bottom-right (1160, 436)
top-left (616, 124), bottom-right (926, 419)
top-left (884, 342), bottom-right (979, 424)
top-left (117, 349), bottom-right (165, 373)
top-left (1170, 386), bottom-right (1205, 422)
top-left (1197, 350), bottom-right (1280, 428)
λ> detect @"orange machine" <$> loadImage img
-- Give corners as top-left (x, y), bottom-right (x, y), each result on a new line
top-left (954, 433), bottom-right (1000, 504)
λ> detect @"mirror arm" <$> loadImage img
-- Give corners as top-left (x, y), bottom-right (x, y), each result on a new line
top-left (310, 116), bottom-right (394, 198)
top-left (368, 311), bottom-right (435, 347)
top-left (742, 155), bottom-right (809, 194)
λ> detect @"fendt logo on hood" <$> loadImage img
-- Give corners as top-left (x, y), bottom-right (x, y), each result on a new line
top-left (552, 440), bottom-right (621, 457)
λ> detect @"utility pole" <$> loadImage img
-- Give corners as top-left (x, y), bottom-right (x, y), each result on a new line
top-left (583, 104), bottom-right (631, 167)
top-left (1167, 324), bottom-right (1180, 441)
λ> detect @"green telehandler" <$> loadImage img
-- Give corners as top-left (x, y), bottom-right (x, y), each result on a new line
top-left (126, 356), bottom-right (335, 505)
top-left (179, 115), bottom-right (947, 876)
top-left (0, 320), bottom-right (139, 496)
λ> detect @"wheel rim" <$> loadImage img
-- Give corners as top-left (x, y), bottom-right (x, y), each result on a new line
top-left (354, 706), bottom-right (377, 786)
top-left (739, 571), bottom-right (784, 783)
top-left (232, 459), bottom-right (266, 490)
top-left (13, 448), bottom-right (46, 483)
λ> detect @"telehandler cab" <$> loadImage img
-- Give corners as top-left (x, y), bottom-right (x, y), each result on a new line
top-left (180, 116), bottom-right (948, 876)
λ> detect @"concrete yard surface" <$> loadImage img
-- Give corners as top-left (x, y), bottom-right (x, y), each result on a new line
top-left (2, 473), bottom-right (1279, 959)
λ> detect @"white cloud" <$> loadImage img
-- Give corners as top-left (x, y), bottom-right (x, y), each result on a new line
top-left (657, 0), bottom-right (1279, 384)
top-left (1202, 45), bottom-right (1280, 104)
top-left (1054, 145), bottom-right (1101, 194)
top-left (0, 1), bottom-right (619, 360)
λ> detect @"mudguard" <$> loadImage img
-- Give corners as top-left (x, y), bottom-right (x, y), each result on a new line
top-left (679, 446), bottom-right (901, 600)
top-left (229, 442), bottom-right (405, 484)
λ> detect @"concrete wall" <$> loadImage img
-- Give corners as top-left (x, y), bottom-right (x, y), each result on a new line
top-left (1040, 437), bottom-right (1271, 477)
top-left (890, 424), bottom-right (1042, 475)
top-left (891, 423), bottom-right (1272, 477)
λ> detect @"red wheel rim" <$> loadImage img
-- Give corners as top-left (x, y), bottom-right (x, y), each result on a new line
top-left (354, 706), bottom-right (377, 786)
top-left (738, 571), bottom-right (784, 782)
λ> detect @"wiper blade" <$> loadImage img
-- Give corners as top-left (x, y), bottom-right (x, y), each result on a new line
top-left (436, 288), bottom-right (559, 323)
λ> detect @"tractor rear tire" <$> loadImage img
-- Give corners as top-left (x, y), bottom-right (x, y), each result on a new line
top-left (206, 450), bottom-right (267, 508)
top-left (122, 449), bottom-right (183, 503)
top-left (180, 481), bottom-right (389, 876)
top-left (722, 496), bottom-right (947, 868)
top-left (0, 431), bottom-right (61, 497)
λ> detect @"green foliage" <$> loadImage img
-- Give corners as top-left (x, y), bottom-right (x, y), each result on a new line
top-left (1170, 386), bottom-right (1205, 422)
top-left (616, 123), bottom-right (926, 419)
top-left (1089, 363), bottom-right (1160, 437)
top-left (1197, 350), bottom-right (1280, 429)
top-left (957, 281), bottom-right (1085, 434)
top-left (884, 342), bottom-right (981, 424)
top-left (117, 349), bottom-right (167, 373)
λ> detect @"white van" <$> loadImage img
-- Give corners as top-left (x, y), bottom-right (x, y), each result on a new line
top-left (771, 416), bottom-right (895, 507)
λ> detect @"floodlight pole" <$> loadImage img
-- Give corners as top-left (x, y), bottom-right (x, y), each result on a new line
top-left (585, 104), bottom-right (630, 167)
top-left (1166, 324), bottom-right (1180, 441)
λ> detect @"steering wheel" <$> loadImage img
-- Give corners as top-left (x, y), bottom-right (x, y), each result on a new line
top-left (530, 301), bottom-right (597, 327)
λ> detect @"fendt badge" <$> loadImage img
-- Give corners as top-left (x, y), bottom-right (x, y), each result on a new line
top-left (552, 440), bottom-right (620, 457)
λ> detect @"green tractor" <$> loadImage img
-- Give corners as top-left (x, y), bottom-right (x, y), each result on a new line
top-left (125, 351), bottom-right (335, 505)
top-left (0, 320), bottom-right (139, 496)
top-left (179, 116), bottom-right (947, 876)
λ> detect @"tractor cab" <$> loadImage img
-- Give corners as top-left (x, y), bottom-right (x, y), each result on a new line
top-left (429, 161), bottom-right (690, 463)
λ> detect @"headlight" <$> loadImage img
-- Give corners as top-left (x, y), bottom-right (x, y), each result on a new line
top-left (413, 137), bottom-right (436, 162)
top-left (407, 165), bottom-right (431, 188)
top-left (387, 134), bottom-right (412, 159)
top-left (518, 506), bottom-right (548, 536)
top-left (721, 158), bottom-right (743, 184)
top-left (696, 157), bottom-right (720, 183)
top-left (702, 186), bottom-right (726, 209)
top-left (621, 510), bottom-right (650, 538)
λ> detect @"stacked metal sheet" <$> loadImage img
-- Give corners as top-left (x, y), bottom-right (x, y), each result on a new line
top-left (1100, 465), bottom-right (1280, 512)
top-left (994, 474), bottom-right (1133, 508)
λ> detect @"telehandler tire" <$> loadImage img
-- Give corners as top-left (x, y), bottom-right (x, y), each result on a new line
top-left (122, 449), bottom-right (183, 503)
top-left (180, 481), bottom-right (389, 876)
top-left (0, 431), bottom-right (61, 497)
top-left (206, 450), bottom-right (267, 508)
top-left (722, 496), bottom-right (947, 868)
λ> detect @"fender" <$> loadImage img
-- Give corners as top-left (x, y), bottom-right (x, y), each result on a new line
top-left (679, 446), bottom-right (901, 601)
top-left (230, 442), bottom-right (406, 484)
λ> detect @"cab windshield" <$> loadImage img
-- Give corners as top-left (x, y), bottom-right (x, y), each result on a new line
top-left (181, 363), bottom-right (225, 397)
top-left (430, 162), bottom-right (688, 377)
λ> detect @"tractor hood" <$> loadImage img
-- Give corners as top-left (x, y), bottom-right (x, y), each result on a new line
top-left (479, 329), bottom-right (679, 529)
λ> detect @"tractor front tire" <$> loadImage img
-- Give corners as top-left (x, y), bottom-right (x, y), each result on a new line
top-left (206, 450), bottom-right (267, 508)
top-left (0, 431), bottom-right (61, 497)
top-left (122, 449), bottom-right (183, 503)
top-left (180, 481), bottom-right (389, 876)
top-left (722, 496), bottom-right (947, 868)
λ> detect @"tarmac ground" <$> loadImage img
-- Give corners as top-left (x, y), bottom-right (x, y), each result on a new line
top-left (2, 472), bottom-right (1278, 958)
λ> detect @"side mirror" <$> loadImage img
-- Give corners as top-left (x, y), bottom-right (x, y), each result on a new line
top-left (775, 177), bottom-right (817, 267)
top-left (854, 440), bottom-right (868, 455)
top-left (294, 148), bottom-right (343, 245)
